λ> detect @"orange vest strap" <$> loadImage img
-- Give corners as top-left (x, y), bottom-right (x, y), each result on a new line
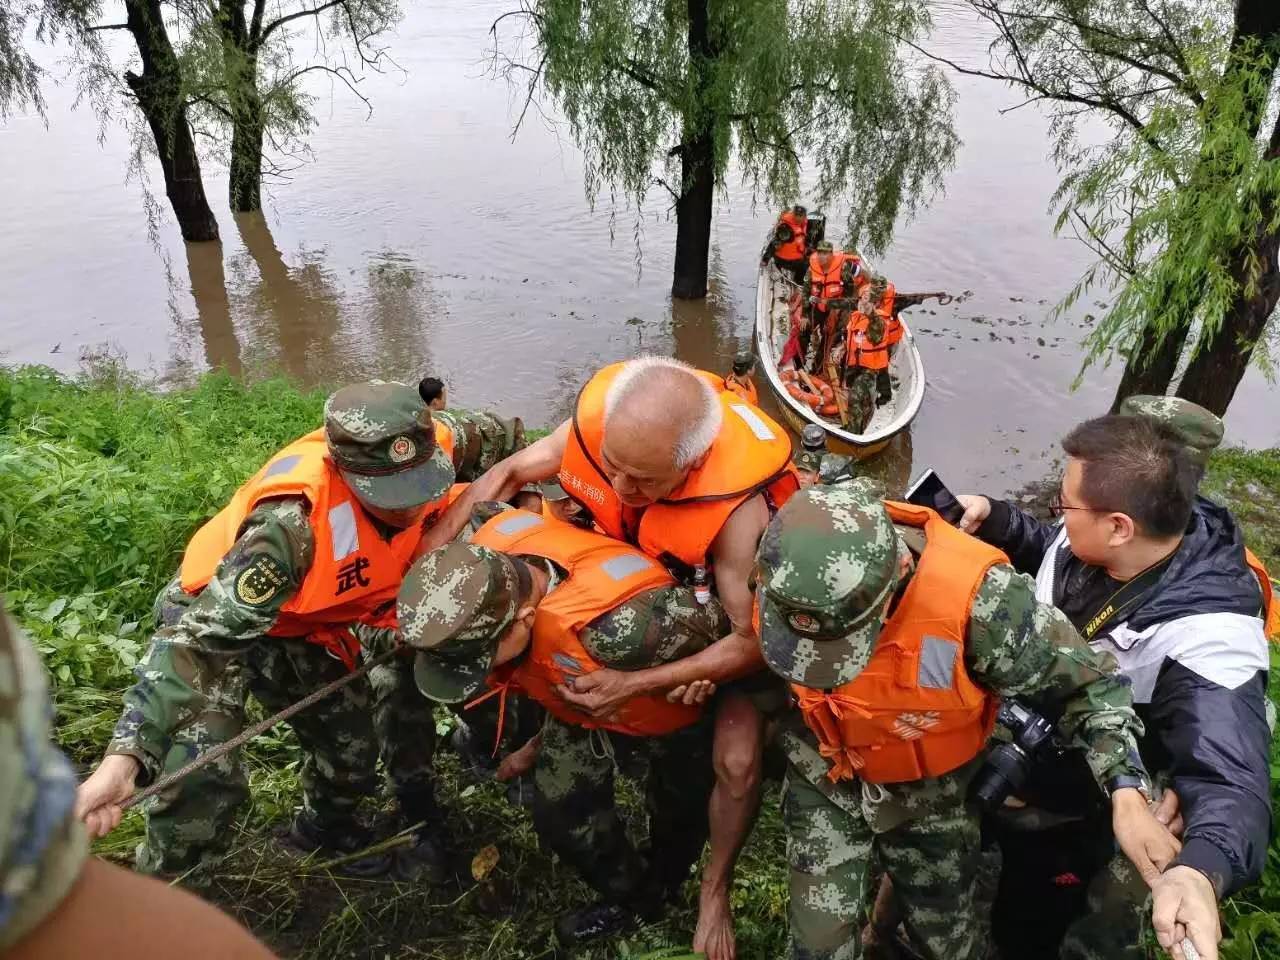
top-left (1244, 548), bottom-right (1279, 641)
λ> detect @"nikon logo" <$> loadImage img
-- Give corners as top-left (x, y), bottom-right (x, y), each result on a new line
top-left (1085, 604), bottom-right (1114, 639)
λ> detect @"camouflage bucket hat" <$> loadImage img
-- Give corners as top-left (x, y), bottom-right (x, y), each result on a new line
top-left (325, 382), bottom-right (455, 511)
top-left (398, 542), bottom-right (523, 703)
top-left (1117, 395), bottom-right (1224, 467)
top-left (756, 484), bottom-right (899, 689)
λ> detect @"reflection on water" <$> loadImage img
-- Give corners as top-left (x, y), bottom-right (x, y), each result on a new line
top-left (184, 242), bottom-right (242, 377)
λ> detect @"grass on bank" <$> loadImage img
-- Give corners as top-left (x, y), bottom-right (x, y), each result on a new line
top-left (0, 364), bottom-right (1276, 959)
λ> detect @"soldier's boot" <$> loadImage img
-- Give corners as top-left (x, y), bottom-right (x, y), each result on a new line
top-left (876, 370), bottom-right (893, 406)
top-left (280, 811), bottom-right (392, 878)
top-left (393, 787), bottom-right (456, 883)
top-left (555, 866), bottom-right (671, 946)
top-left (450, 720), bottom-right (499, 781)
top-left (554, 896), bottom-right (665, 946)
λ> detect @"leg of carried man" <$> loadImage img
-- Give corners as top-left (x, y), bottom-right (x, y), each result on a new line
top-left (876, 806), bottom-right (983, 960)
top-left (783, 772), bottom-right (874, 959)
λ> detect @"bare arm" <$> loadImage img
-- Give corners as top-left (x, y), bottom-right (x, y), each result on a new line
top-left (418, 420), bottom-right (570, 552)
top-left (616, 495), bottom-right (769, 694)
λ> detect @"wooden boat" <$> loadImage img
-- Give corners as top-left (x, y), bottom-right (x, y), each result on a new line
top-left (754, 259), bottom-right (929, 460)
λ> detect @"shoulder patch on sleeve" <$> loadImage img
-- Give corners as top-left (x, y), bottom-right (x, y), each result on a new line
top-left (234, 555), bottom-right (290, 607)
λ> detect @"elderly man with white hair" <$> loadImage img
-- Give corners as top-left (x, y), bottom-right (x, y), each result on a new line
top-left (424, 355), bottom-right (800, 955)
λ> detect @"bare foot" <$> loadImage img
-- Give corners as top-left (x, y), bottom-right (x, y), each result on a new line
top-left (693, 886), bottom-right (737, 960)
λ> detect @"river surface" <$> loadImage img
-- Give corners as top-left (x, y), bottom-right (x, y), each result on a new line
top-left (1, 0), bottom-right (1276, 495)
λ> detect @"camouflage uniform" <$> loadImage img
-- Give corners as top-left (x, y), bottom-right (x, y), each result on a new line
top-left (0, 605), bottom-right (88, 950)
top-left (755, 485), bottom-right (1150, 960)
top-left (107, 384), bottom-right (479, 874)
top-left (399, 519), bottom-right (730, 906)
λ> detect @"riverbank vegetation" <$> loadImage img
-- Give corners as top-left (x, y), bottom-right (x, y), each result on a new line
top-left (0, 365), bottom-right (1276, 958)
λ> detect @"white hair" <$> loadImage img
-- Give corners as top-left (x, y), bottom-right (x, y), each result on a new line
top-left (603, 355), bottom-right (723, 469)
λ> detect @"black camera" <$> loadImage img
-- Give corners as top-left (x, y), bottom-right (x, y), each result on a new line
top-left (972, 700), bottom-right (1055, 811)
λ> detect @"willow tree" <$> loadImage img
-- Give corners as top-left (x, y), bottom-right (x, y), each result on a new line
top-left (0, 0), bottom-right (99, 118)
top-left (931, 0), bottom-right (1280, 414)
top-left (178, 0), bottom-right (400, 212)
top-left (493, 0), bottom-right (957, 299)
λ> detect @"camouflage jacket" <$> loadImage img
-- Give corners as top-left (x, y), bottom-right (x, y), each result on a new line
top-left (0, 606), bottom-right (88, 950)
top-left (107, 411), bottom-right (522, 781)
top-left (782, 555), bottom-right (1150, 831)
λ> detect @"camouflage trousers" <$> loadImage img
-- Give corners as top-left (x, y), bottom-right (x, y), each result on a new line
top-left (842, 369), bottom-right (878, 434)
top-left (436, 409), bottom-right (526, 482)
top-left (532, 714), bottom-right (715, 904)
top-left (1059, 851), bottom-right (1150, 960)
top-left (784, 766), bottom-right (982, 960)
top-left (138, 608), bottom-right (436, 873)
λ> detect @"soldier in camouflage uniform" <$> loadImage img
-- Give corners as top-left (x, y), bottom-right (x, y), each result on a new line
top-left (75, 384), bottom-right (520, 879)
top-left (755, 484), bottom-right (1170, 960)
top-left (1, 604), bottom-right (275, 957)
top-left (398, 503), bottom-right (729, 945)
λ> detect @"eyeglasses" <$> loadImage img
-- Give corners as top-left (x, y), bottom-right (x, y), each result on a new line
top-left (1048, 492), bottom-right (1112, 518)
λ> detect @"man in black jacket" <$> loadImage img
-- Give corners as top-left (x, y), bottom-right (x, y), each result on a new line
top-left (957, 405), bottom-right (1272, 960)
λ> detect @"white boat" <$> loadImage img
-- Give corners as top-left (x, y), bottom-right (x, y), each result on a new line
top-left (754, 259), bottom-right (930, 459)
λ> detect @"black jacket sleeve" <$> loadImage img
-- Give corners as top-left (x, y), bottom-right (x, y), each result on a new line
top-left (1148, 662), bottom-right (1273, 897)
top-left (975, 498), bottom-right (1063, 578)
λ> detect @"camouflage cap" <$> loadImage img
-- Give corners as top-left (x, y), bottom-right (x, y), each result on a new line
top-left (398, 542), bottom-right (524, 703)
top-left (756, 484), bottom-right (898, 689)
top-left (1117, 395), bottom-right (1224, 467)
top-left (732, 351), bottom-right (756, 375)
top-left (815, 240), bottom-right (834, 253)
top-left (325, 382), bottom-right (455, 511)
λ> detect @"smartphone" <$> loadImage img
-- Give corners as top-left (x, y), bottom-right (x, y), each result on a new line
top-left (904, 468), bottom-right (967, 526)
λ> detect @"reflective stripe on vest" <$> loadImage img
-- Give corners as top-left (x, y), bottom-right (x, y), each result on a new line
top-left (559, 363), bottom-right (801, 569)
top-left (470, 509), bottom-right (701, 735)
top-left (787, 501), bottom-right (1006, 784)
top-left (179, 425), bottom-right (454, 666)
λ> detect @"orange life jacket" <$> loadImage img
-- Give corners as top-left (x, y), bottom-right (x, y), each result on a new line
top-left (180, 425), bottom-right (454, 667)
top-left (876, 281), bottom-right (902, 347)
top-left (846, 311), bottom-right (891, 372)
top-left (1244, 547), bottom-right (1279, 641)
top-left (559, 363), bottom-right (800, 571)
top-left (775, 210), bottom-right (808, 261)
top-left (724, 372), bottom-right (759, 406)
top-left (786, 501), bottom-right (1005, 784)
top-left (809, 253), bottom-right (847, 303)
top-left (470, 509), bottom-right (702, 735)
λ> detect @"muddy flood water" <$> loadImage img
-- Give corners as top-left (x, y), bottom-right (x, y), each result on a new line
top-left (1, 0), bottom-right (1276, 496)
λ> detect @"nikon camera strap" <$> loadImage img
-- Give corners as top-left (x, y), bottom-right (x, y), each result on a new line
top-left (1060, 547), bottom-right (1176, 642)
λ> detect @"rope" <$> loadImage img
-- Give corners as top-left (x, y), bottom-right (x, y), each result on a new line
top-left (121, 646), bottom-right (403, 810)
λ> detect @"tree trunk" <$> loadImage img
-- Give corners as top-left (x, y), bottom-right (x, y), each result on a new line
top-left (123, 0), bottom-right (219, 242)
top-left (218, 0), bottom-right (263, 212)
top-left (1175, 111), bottom-right (1280, 415)
top-left (1109, 0), bottom-right (1279, 409)
top-left (672, 131), bottom-right (715, 299)
top-left (1108, 314), bottom-right (1191, 411)
top-left (671, 0), bottom-right (715, 300)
